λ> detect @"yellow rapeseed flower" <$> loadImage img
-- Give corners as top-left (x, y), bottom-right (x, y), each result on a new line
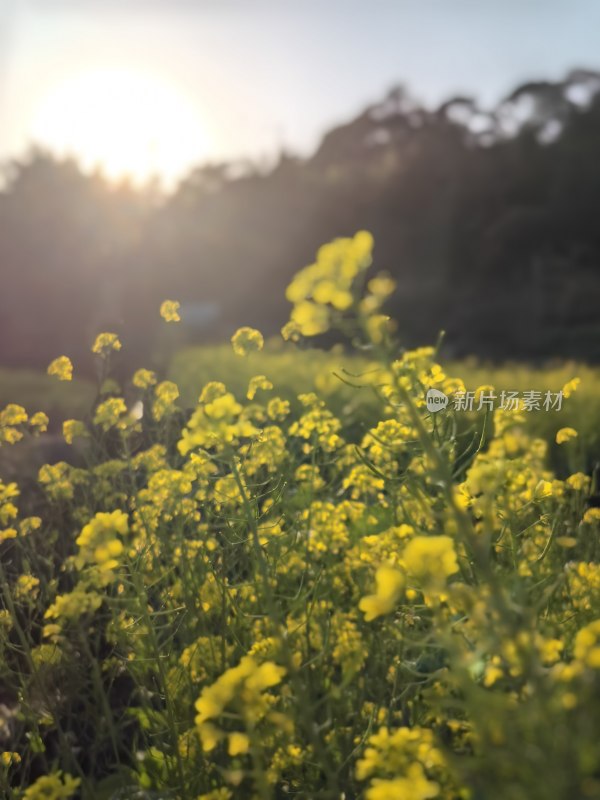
top-left (291, 300), bottom-right (330, 336)
top-left (583, 508), bottom-right (600, 524)
top-left (567, 472), bottom-right (590, 491)
top-left (574, 620), bottom-right (600, 669)
top-left (228, 731), bottom-right (250, 756)
top-left (62, 419), bottom-right (88, 444)
top-left (367, 273), bottom-right (396, 298)
top-left (47, 356), bottom-right (73, 381)
top-left (0, 404), bottom-right (28, 432)
top-left (562, 378), bottom-right (580, 398)
top-left (556, 427), bottom-right (578, 444)
top-left (231, 327), bottom-right (264, 356)
top-left (152, 381), bottom-right (180, 421)
top-left (247, 374), bottom-right (273, 400)
top-left (365, 766), bottom-right (439, 800)
top-left (93, 397), bottom-right (129, 431)
top-left (160, 299), bottom-right (181, 322)
top-left (402, 536), bottom-right (459, 585)
top-left (29, 412), bottom-right (49, 433)
top-left (0, 528), bottom-right (17, 543)
top-left (533, 480), bottom-right (554, 501)
top-left (92, 332), bottom-right (122, 355)
top-left (359, 565), bottom-right (405, 621)
top-left (22, 771), bottom-right (80, 800)
top-left (132, 368), bottom-right (157, 389)
top-left (1, 751), bottom-right (21, 767)
top-left (281, 320), bottom-right (302, 341)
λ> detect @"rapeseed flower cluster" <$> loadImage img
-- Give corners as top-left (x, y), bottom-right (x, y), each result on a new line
top-left (0, 233), bottom-right (598, 799)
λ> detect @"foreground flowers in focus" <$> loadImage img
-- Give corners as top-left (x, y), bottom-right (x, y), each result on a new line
top-left (0, 232), bottom-right (598, 799)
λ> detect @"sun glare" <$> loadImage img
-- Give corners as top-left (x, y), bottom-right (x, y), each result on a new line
top-left (31, 68), bottom-right (211, 186)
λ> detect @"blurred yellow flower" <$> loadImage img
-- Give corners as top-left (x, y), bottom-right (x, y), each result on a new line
top-left (160, 299), bottom-right (181, 322)
top-left (359, 565), bottom-right (405, 621)
top-left (583, 508), bottom-right (600, 524)
top-left (93, 397), bottom-right (128, 431)
top-left (0, 528), bottom-right (17, 543)
top-left (567, 472), bottom-right (590, 491)
top-left (29, 412), bottom-right (49, 432)
top-left (533, 480), bottom-right (554, 500)
top-left (132, 368), bottom-right (157, 389)
top-left (281, 320), bottom-right (302, 341)
top-left (92, 332), bottom-right (122, 355)
top-left (247, 374), bottom-right (273, 400)
top-left (562, 378), bottom-right (580, 398)
top-left (152, 380), bottom-right (180, 421)
top-left (1, 404), bottom-right (27, 427)
top-left (574, 620), bottom-right (600, 669)
top-left (231, 327), bottom-right (264, 356)
top-left (556, 427), bottom-right (578, 444)
top-left (403, 536), bottom-right (459, 585)
top-left (228, 731), bottom-right (250, 756)
top-left (22, 771), bottom-right (80, 800)
top-left (291, 300), bottom-right (330, 336)
top-left (62, 419), bottom-right (87, 444)
top-left (47, 356), bottom-right (73, 381)
top-left (1, 751), bottom-right (20, 767)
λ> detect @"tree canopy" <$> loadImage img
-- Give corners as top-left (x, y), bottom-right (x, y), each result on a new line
top-left (1, 68), bottom-right (600, 373)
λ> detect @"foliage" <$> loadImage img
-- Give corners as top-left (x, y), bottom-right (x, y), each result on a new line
top-left (1, 233), bottom-right (599, 799)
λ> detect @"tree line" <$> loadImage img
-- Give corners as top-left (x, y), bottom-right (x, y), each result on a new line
top-left (1, 68), bottom-right (599, 375)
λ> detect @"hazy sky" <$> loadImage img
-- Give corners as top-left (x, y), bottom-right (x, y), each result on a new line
top-left (1, 0), bottom-right (600, 183)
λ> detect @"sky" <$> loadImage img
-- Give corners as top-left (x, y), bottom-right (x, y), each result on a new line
top-left (1, 0), bottom-right (600, 185)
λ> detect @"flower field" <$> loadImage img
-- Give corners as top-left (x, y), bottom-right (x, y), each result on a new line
top-left (1, 232), bottom-right (599, 799)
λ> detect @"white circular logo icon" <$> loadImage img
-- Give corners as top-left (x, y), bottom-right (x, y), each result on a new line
top-left (426, 388), bottom-right (448, 413)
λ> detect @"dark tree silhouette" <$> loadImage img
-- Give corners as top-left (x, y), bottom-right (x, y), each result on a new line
top-left (1, 69), bottom-right (600, 374)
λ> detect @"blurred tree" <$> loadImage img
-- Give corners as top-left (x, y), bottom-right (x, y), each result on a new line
top-left (1, 69), bottom-right (600, 372)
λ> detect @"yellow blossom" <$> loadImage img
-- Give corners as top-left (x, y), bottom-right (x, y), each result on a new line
top-left (291, 300), bottom-right (330, 336)
top-left (574, 620), bottom-right (600, 669)
top-left (152, 381), bottom-right (180, 421)
top-left (533, 480), bottom-right (553, 500)
top-left (62, 419), bottom-right (88, 444)
top-left (402, 535), bottom-right (458, 585)
top-left (228, 731), bottom-right (250, 756)
top-left (47, 356), bottom-right (73, 381)
top-left (160, 299), bottom-right (181, 322)
top-left (231, 327), bottom-right (264, 356)
top-left (583, 508), bottom-right (600, 524)
top-left (29, 412), bottom-right (49, 432)
top-left (359, 565), bottom-right (405, 621)
top-left (247, 374), bottom-right (273, 400)
top-left (366, 766), bottom-right (439, 800)
top-left (0, 528), bottom-right (17, 543)
top-left (562, 378), bottom-right (580, 398)
top-left (567, 472), bottom-right (590, 491)
top-left (92, 332), bottom-right (122, 355)
top-left (93, 397), bottom-right (129, 431)
top-left (1, 751), bottom-right (20, 767)
top-left (132, 368), bottom-right (157, 389)
top-left (556, 427), bottom-right (578, 444)
top-left (22, 772), bottom-right (80, 800)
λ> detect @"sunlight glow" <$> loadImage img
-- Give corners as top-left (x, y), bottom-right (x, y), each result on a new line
top-left (31, 68), bottom-right (212, 185)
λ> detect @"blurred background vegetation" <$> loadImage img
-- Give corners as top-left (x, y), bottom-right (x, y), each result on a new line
top-left (1, 69), bottom-right (600, 378)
